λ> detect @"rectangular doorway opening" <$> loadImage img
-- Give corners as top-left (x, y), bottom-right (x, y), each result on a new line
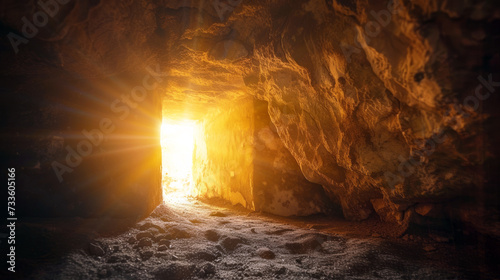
top-left (160, 119), bottom-right (197, 202)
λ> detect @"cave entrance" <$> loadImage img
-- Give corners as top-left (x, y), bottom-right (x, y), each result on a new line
top-left (160, 119), bottom-right (196, 202)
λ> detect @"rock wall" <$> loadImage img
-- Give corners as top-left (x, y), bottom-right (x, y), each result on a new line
top-left (253, 99), bottom-right (333, 216)
top-left (1, 0), bottom-right (165, 219)
top-left (0, 72), bottom-right (162, 218)
top-left (192, 98), bottom-right (333, 216)
top-left (192, 98), bottom-right (255, 209)
top-left (240, 0), bottom-right (500, 233)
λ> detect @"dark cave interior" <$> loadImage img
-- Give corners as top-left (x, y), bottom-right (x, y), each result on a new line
top-left (1, 0), bottom-right (500, 279)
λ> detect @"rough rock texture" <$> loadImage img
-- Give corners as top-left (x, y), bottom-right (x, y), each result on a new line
top-left (1, 0), bottom-right (499, 234)
top-left (253, 99), bottom-right (334, 216)
top-left (179, 0), bottom-right (499, 232)
top-left (165, 0), bottom-right (498, 232)
top-left (192, 98), bottom-right (332, 216)
top-left (240, 0), bottom-right (500, 227)
top-left (192, 98), bottom-right (255, 209)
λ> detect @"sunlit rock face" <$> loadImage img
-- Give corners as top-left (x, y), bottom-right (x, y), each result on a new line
top-left (192, 99), bottom-right (255, 209)
top-left (243, 0), bottom-right (499, 230)
top-left (1, 0), bottom-right (499, 233)
top-left (165, 0), bottom-right (499, 230)
top-left (192, 98), bottom-right (332, 216)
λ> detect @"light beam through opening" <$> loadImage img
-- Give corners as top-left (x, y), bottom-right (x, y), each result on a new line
top-left (160, 120), bottom-right (196, 202)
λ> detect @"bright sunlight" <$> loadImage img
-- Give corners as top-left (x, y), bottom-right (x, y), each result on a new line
top-left (160, 120), bottom-right (196, 200)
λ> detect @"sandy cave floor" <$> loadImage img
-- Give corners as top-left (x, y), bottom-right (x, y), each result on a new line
top-left (18, 192), bottom-right (499, 280)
